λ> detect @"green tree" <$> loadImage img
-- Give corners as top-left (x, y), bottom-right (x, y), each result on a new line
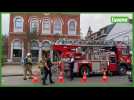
top-left (26, 28), bottom-right (38, 53)
top-left (1, 34), bottom-right (7, 66)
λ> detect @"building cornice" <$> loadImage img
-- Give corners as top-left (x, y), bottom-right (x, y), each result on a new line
top-left (10, 12), bottom-right (80, 16)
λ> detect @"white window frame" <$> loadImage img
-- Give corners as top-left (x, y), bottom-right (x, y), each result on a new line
top-left (42, 40), bottom-right (51, 50)
top-left (13, 40), bottom-right (22, 49)
top-left (68, 19), bottom-right (77, 35)
top-left (12, 39), bottom-right (23, 58)
top-left (30, 18), bottom-right (39, 33)
top-left (53, 18), bottom-right (62, 34)
top-left (14, 16), bottom-right (24, 32)
top-left (42, 17), bottom-right (51, 34)
top-left (31, 40), bottom-right (39, 50)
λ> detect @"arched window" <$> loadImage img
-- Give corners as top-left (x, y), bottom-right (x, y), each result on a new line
top-left (14, 16), bottom-right (24, 32)
top-left (42, 41), bottom-right (51, 49)
top-left (13, 40), bottom-right (22, 58)
top-left (31, 41), bottom-right (39, 50)
top-left (54, 18), bottom-right (62, 34)
top-left (42, 17), bottom-right (51, 34)
top-left (68, 19), bottom-right (77, 35)
top-left (30, 18), bottom-right (39, 33)
top-left (31, 41), bottom-right (39, 60)
top-left (13, 40), bottom-right (22, 49)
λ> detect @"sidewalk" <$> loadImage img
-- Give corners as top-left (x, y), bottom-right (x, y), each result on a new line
top-left (2, 65), bottom-right (39, 77)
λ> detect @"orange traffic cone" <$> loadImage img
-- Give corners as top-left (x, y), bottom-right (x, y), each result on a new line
top-left (80, 71), bottom-right (88, 83)
top-left (57, 72), bottom-right (64, 83)
top-left (32, 72), bottom-right (41, 83)
top-left (101, 71), bottom-right (109, 83)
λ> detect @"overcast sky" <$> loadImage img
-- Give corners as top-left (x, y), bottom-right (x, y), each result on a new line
top-left (2, 13), bottom-right (132, 38)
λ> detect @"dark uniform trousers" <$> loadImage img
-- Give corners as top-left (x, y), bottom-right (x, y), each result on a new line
top-left (42, 67), bottom-right (53, 84)
top-left (70, 62), bottom-right (74, 80)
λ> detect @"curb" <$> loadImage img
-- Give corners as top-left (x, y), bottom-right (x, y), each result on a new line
top-left (2, 74), bottom-right (24, 77)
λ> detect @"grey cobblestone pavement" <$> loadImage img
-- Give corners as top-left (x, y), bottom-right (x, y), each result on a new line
top-left (2, 65), bottom-right (132, 87)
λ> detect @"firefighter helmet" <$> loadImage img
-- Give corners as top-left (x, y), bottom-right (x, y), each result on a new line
top-left (27, 53), bottom-right (31, 56)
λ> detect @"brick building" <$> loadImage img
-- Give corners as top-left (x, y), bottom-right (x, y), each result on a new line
top-left (7, 13), bottom-right (80, 63)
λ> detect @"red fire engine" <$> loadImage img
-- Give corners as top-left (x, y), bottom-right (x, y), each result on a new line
top-left (52, 41), bottom-right (131, 77)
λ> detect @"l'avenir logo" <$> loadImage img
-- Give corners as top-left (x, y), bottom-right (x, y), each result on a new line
top-left (111, 16), bottom-right (129, 23)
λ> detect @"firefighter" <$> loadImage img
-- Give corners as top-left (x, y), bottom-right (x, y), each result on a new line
top-left (23, 53), bottom-right (33, 80)
top-left (42, 55), bottom-right (54, 85)
top-left (38, 58), bottom-right (45, 80)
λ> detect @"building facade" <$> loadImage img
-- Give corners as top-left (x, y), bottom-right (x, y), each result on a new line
top-left (7, 13), bottom-right (80, 63)
top-left (86, 24), bottom-right (115, 43)
top-left (105, 23), bottom-right (132, 45)
top-left (86, 19), bottom-right (132, 45)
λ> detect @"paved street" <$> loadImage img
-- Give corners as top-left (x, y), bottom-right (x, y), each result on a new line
top-left (2, 65), bottom-right (132, 87)
top-left (2, 65), bottom-right (39, 76)
top-left (2, 75), bottom-right (132, 87)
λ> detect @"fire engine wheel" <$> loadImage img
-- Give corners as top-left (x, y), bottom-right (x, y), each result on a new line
top-left (118, 64), bottom-right (127, 75)
top-left (79, 65), bottom-right (90, 77)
